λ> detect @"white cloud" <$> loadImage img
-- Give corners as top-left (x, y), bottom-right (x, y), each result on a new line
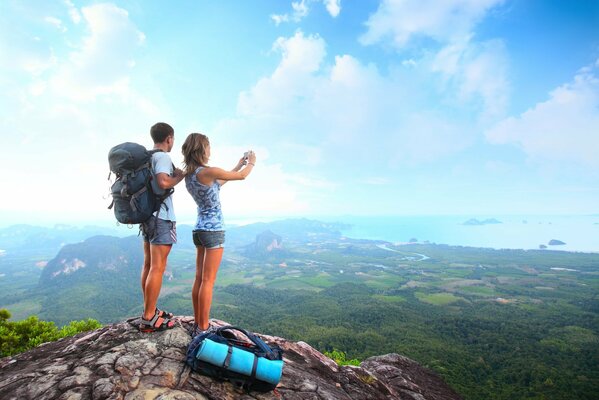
top-left (292, 0), bottom-right (310, 19)
top-left (271, 0), bottom-right (309, 25)
top-left (50, 3), bottom-right (145, 101)
top-left (64, 0), bottom-right (82, 24)
top-left (238, 31), bottom-right (326, 117)
top-left (360, 0), bottom-right (505, 47)
top-left (431, 37), bottom-right (509, 119)
top-left (177, 156), bottom-right (324, 221)
top-left (45, 16), bottom-right (67, 32)
top-left (486, 64), bottom-right (599, 168)
top-left (270, 14), bottom-right (289, 26)
top-left (359, 1), bottom-right (510, 120)
top-left (271, 0), bottom-right (340, 25)
top-left (323, 0), bottom-right (341, 17)
top-left (222, 31), bottom-right (476, 174)
top-left (0, 29), bottom-right (56, 77)
top-left (0, 3), bottom-right (166, 220)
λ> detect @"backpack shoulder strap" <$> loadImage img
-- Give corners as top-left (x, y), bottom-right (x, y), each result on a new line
top-left (217, 326), bottom-right (276, 358)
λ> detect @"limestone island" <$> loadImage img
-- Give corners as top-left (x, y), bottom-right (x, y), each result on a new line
top-left (463, 218), bottom-right (502, 226)
top-left (548, 239), bottom-right (566, 246)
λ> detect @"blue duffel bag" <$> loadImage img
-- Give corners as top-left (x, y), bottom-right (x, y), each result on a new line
top-left (186, 325), bottom-right (284, 392)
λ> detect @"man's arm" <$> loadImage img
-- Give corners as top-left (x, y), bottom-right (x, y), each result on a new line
top-left (156, 168), bottom-right (185, 190)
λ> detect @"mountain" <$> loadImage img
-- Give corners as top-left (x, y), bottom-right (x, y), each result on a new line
top-left (0, 224), bottom-right (121, 253)
top-left (226, 218), bottom-right (348, 248)
top-left (0, 317), bottom-right (462, 400)
top-left (24, 218), bottom-right (347, 325)
top-left (37, 235), bottom-right (143, 325)
top-left (243, 229), bottom-right (289, 260)
top-left (40, 235), bottom-right (141, 284)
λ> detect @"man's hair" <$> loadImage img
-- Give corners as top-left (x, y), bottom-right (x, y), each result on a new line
top-left (150, 122), bottom-right (174, 143)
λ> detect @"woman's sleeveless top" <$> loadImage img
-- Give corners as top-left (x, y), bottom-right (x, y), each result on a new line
top-left (185, 167), bottom-right (224, 231)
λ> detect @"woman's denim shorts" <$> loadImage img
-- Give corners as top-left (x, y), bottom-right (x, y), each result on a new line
top-left (192, 230), bottom-right (225, 249)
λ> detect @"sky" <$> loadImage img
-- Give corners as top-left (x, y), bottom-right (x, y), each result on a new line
top-left (0, 0), bottom-right (598, 227)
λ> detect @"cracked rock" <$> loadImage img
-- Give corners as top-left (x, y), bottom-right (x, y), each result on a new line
top-left (0, 317), bottom-right (462, 400)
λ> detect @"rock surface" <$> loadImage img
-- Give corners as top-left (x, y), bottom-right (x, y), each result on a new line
top-left (0, 317), bottom-right (462, 400)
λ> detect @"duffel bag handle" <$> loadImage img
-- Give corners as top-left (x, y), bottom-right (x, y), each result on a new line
top-left (217, 326), bottom-right (276, 358)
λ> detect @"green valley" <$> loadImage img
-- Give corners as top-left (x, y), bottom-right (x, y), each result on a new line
top-left (0, 220), bottom-right (597, 399)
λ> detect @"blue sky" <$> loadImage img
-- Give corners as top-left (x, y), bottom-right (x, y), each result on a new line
top-left (0, 0), bottom-right (598, 226)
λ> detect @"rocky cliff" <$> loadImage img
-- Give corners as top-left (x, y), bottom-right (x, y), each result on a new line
top-left (0, 317), bottom-right (462, 400)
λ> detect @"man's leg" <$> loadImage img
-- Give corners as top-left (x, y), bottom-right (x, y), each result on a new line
top-left (192, 246), bottom-right (206, 326)
top-left (141, 241), bottom-right (151, 302)
top-left (143, 244), bottom-right (172, 320)
top-left (198, 248), bottom-right (224, 330)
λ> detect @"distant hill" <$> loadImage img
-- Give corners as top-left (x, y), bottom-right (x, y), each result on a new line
top-left (38, 235), bottom-right (143, 325)
top-left (3, 218), bottom-right (349, 324)
top-left (226, 218), bottom-right (348, 248)
top-left (0, 224), bottom-right (121, 254)
top-left (40, 235), bottom-right (141, 284)
top-left (243, 230), bottom-right (290, 260)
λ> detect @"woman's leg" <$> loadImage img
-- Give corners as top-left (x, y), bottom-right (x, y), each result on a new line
top-left (192, 246), bottom-right (206, 325)
top-left (198, 247), bottom-right (224, 330)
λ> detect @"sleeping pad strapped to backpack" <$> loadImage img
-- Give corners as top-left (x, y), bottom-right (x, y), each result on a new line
top-left (107, 142), bottom-right (173, 224)
top-left (186, 326), bottom-right (284, 392)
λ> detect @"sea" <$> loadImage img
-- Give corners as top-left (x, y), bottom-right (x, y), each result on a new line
top-left (228, 215), bottom-right (599, 253)
top-left (329, 215), bottom-right (599, 253)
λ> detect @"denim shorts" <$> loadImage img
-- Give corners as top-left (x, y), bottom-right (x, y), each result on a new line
top-left (141, 216), bottom-right (177, 245)
top-left (192, 230), bottom-right (225, 249)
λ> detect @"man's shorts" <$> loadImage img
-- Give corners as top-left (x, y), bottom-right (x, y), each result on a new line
top-left (192, 230), bottom-right (225, 249)
top-left (141, 216), bottom-right (177, 245)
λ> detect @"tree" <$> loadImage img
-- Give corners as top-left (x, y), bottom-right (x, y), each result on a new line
top-left (0, 308), bottom-right (102, 357)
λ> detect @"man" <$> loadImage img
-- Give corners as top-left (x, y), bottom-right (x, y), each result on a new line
top-left (139, 122), bottom-right (185, 332)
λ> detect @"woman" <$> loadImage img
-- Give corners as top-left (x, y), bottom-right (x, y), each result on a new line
top-left (181, 133), bottom-right (256, 334)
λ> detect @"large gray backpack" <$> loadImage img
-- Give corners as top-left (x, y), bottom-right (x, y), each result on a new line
top-left (107, 142), bottom-right (173, 224)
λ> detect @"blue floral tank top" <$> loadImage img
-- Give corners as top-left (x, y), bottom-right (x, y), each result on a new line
top-left (185, 167), bottom-right (224, 231)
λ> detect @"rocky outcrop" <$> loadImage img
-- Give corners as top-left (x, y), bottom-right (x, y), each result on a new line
top-left (245, 231), bottom-right (285, 256)
top-left (548, 239), bottom-right (566, 246)
top-left (0, 317), bottom-right (462, 400)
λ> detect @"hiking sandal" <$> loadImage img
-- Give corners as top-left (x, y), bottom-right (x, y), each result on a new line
top-left (187, 322), bottom-right (201, 336)
top-left (139, 310), bottom-right (175, 333)
top-left (156, 308), bottom-right (174, 319)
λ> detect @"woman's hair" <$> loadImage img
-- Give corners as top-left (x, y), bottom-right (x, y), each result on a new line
top-left (182, 133), bottom-right (210, 175)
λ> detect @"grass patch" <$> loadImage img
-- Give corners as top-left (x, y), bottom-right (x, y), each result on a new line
top-left (215, 272), bottom-right (253, 286)
top-left (416, 292), bottom-right (463, 306)
top-left (298, 273), bottom-right (337, 288)
top-left (459, 286), bottom-right (495, 296)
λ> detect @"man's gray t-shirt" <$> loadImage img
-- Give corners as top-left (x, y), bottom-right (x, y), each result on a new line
top-left (151, 151), bottom-right (176, 221)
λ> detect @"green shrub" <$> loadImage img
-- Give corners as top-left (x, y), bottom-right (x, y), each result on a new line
top-left (324, 349), bottom-right (361, 366)
top-left (0, 309), bottom-right (102, 357)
